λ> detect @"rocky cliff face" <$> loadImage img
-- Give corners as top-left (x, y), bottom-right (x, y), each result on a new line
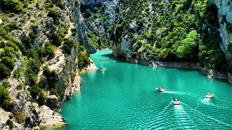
top-left (80, 0), bottom-right (118, 49)
top-left (79, 0), bottom-right (232, 84)
top-left (67, 0), bottom-right (96, 53)
top-left (211, 0), bottom-right (232, 59)
top-left (212, 0), bottom-right (232, 83)
top-left (0, 0), bottom-right (96, 129)
top-left (0, 0), bottom-right (232, 129)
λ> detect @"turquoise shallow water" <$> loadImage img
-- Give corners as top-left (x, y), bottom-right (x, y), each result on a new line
top-left (60, 50), bottom-right (232, 130)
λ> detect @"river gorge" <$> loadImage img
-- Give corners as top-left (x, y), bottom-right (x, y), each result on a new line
top-left (59, 50), bottom-right (232, 129)
top-left (0, 0), bottom-right (232, 129)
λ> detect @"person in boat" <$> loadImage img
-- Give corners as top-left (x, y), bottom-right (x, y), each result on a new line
top-left (173, 98), bottom-right (178, 101)
top-left (206, 92), bottom-right (214, 99)
top-left (172, 98), bottom-right (181, 105)
top-left (156, 87), bottom-right (165, 92)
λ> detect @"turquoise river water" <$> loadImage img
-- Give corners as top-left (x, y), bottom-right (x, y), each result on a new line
top-left (59, 50), bottom-right (232, 130)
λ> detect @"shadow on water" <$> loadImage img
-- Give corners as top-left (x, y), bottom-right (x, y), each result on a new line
top-left (101, 53), bottom-right (135, 64)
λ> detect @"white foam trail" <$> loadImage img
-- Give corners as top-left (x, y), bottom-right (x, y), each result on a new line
top-left (147, 103), bottom-right (173, 129)
top-left (160, 102), bottom-right (172, 114)
top-left (199, 98), bottom-right (232, 110)
top-left (174, 105), bottom-right (196, 129)
top-left (163, 91), bottom-right (191, 96)
top-left (163, 91), bottom-right (177, 94)
top-left (182, 103), bottom-right (232, 128)
top-left (201, 98), bottom-right (215, 106)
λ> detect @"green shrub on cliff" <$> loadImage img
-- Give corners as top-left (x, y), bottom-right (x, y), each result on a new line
top-left (25, 58), bottom-right (41, 85)
top-left (29, 84), bottom-right (47, 105)
top-left (78, 45), bottom-right (90, 69)
top-left (48, 6), bottom-right (62, 25)
top-left (0, 63), bottom-right (11, 80)
top-left (43, 67), bottom-right (59, 88)
top-left (47, 33), bottom-right (62, 46)
top-left (62, 39), bottom-right (78, 55)
top-left (37, 43), bottom-right (55, 61)
top-left (6, 119), bottom-right (13, 129)
top-left (0, 84), bottom-right (14, 111)
top-left (0, 0), bottom-right (24, 13)
top-left (176, 30), bottom-right (198, 59)
top-left (28, 85), bottom-right (41, 99)
top-left (0, 56), bottom-right (15, 70)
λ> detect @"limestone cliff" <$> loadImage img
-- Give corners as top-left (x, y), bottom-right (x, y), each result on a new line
top-left (67, 0), bottom-right (96, 53)
top-left (0, 0), bottom-right (232, 129)
top-left (212, 0), bottom-right (232, 83)
top-left (80, 0), bottom-right (232, 84)
top-left (203, 0), bottom-right (232, 83)
top-left (0, 0), bottom-right (96, 129)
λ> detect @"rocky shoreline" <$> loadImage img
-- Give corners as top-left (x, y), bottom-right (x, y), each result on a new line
top-left (80, 59), bottom-right (98, 73)
top-left (113, 52), bottom-right (232, 85)
top-left (38, 62), bottom-right (97, 129)
top-left (0, 62), bottom-right (97, 130)
top-left (52, 62), bottom-right (97, 129)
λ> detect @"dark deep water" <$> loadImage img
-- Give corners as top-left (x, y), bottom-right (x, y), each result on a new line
top-left (59, 50), bottom-right (232, 130)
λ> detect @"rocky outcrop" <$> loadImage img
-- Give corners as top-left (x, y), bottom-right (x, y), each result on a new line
top-left (113, 38), bottom-right (133, 60)
top-left (67, 0), bottom-right (96, 53)
top-left (39, 105), bottom-right (65, 129)
top-left (0, 108), bottom-right (11, 129)
top-left (0, 108), bottom-right (23, 130)
top-left (211, 0), bottom-right (232, 60)
top-left (0, 0), bottom-right (97, 129)
top-left (80, 59), bottom-right (98, 73)
top-left (228, 73), bottom-right (232, 84)
top-left (201, 68), bottom-right (227, 80)
top-left (18, 102), bottom-right (65, 129)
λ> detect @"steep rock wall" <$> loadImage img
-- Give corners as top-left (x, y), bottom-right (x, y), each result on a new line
top-left (67, 0), bottom-right (96, 53)
top-left (211, 0), bottom-right (232, 82)
top-left (79, 0), bottom-right (232, 84)
top-left (0, 0), bottom-right (95, 129)
top-left (212, 0), bottom-right (232, 60)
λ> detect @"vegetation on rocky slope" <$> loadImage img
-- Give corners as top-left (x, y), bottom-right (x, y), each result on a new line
top-left (82, 0), bottom-right (231, 72)
top-left (0, 0), bottom-right (232, 128)
top-left (116, 0), bottom-right (228, 71)
top-left (0, 0), bottom-right (91, 129)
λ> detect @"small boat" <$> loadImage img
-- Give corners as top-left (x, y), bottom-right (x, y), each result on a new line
top-left (156, 87), bottom-right (166, 92)
top-left (172, 98), bottom-right (181, 105)
top-left (205, 93), bottom-right (214, 99)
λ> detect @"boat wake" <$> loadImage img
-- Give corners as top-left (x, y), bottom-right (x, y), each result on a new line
top-left (147, 101), bottom-right (232, 129)
top-left (182, 103), bottom-right (232, 129)
top-left (198, 97), bottom-right (232, 110)
top-left (163, 91), bottom-right (192, 97)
